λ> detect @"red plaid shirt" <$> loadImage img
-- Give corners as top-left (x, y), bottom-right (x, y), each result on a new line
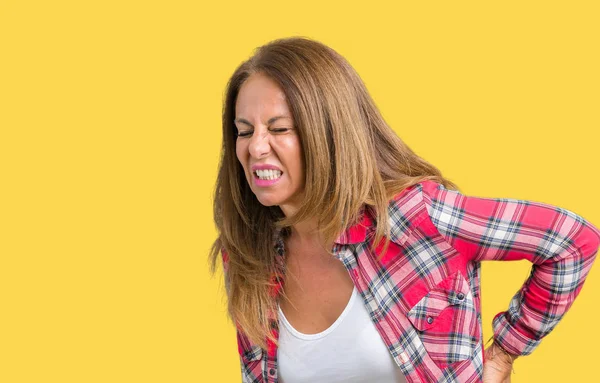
top-left (222, 180), bottom-right (600, 382)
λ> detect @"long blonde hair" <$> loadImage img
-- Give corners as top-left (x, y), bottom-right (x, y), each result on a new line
top-left (209, 36), bottom-right (459, 350)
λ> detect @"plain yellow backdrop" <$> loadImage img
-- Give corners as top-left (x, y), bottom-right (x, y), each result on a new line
top-left (1, 1), bottom-right (599, 382)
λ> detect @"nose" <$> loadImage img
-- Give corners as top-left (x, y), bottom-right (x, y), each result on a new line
top-left (248, 130), bottom-right (271, 159)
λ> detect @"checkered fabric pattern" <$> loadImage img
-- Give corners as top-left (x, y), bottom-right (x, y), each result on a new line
top-left (222, 180), bottom-right (600, 382)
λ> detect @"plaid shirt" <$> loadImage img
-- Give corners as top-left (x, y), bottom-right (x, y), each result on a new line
top-left (222, 180), bottom-right (600, 383)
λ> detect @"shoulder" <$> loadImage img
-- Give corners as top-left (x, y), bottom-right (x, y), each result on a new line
top-left (419, 179), bottom-right (444, 196)
top-left (383, 180), bottom-right (444, 243)
top-left (387, 179), bottom-right (444, 214)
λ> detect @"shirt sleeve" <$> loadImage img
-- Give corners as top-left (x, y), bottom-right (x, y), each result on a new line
top-left (420, 180), bottom-right (600, 356)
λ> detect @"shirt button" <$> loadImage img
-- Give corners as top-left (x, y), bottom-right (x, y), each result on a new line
top-left (426, 316), bottom-right (433, 324)
top-left (457, 292), bottom-right (465, 300)
top-left (269, 368), bottom-right (276, 376)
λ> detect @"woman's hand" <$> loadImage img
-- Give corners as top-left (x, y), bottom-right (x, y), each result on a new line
top-left (483, 340), bottom-right (518, 383)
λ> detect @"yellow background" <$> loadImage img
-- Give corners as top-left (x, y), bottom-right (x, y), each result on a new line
top-left (1, 1), bottom-right (599, 382)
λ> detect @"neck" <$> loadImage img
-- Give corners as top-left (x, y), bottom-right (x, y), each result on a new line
top-left (279, 203), bottom-right (332, 252)
top-left (289, 218), bottom-right (321, 244)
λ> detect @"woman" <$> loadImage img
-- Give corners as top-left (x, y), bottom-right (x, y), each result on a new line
top-left (209, 37), bottom-right (600, 383)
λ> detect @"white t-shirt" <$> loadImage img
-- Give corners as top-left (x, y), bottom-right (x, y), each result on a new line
top-left (277, 286), bottom-right (408, 383)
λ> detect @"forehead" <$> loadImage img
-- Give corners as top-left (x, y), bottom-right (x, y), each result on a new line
top-left (235, 73), bottom-right (291, 119)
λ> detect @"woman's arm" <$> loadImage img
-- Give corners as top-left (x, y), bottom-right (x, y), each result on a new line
top-left (420, 180), bottom-right (600, 357)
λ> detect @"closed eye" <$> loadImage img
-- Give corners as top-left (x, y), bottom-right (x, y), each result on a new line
top-left (236, 128), bottom-right (291, 138)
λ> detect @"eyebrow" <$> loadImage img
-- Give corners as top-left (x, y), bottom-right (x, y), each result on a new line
top-left (234, 115), bottom-right (291, 128)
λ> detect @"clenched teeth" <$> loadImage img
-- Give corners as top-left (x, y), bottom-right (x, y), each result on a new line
top-left (255, 169), bottom-right (282, 180)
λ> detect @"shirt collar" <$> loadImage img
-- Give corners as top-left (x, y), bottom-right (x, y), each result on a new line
top-left (273, 205), bottom-right (374, 254)
top-left (333, 183), bottom-right (423, 247)
top-left (333, 205), bottom-right (374, 245)
top-left (274, 189), bottom-right (418, 249)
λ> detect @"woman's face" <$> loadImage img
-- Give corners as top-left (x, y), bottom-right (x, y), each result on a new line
top-left (235, 72), bottom-right (305, 213)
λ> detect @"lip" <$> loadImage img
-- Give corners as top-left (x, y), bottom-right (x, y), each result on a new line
top-left (253, 171), bottom-right (283, 187)
top-left (250, 164), bottom-right (284, 187)
top-left (251, 164), bottom-right (282, 172)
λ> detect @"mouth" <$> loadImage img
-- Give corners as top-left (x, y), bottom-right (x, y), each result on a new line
top-left (252, 169), bottom-right (283, 187)
top-left (253, 169), bottom-right (283, 180)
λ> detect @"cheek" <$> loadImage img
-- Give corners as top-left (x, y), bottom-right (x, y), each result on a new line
top-left (281, 138), bottom-right (304, 182)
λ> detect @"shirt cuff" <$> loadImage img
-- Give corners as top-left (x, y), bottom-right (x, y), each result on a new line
top-left (492, 311), bottom-right (541, 356)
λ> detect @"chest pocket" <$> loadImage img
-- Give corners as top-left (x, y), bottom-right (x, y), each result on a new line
top-left (406, 270), bottom-right (479, 369)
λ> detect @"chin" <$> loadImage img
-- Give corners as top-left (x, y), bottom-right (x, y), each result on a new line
top-left (254, 192), bottom-right (285, 207)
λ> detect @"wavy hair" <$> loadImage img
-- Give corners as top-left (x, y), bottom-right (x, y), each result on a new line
top-left (209, 36), bottom-right (459, 350)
